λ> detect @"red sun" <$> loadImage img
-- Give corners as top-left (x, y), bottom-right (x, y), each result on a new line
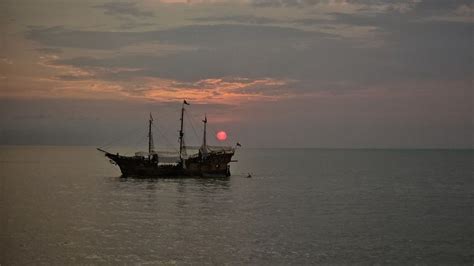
top-left (216, 131), bottom-right (227, 141)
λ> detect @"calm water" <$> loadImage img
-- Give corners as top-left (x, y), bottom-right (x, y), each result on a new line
top-left (0, 146), bottom-right (472, 264)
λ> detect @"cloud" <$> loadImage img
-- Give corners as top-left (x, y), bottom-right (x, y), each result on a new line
top-left (140, 77), bottom-right (293, 103)
top-left (45, 26), bottom-right (336, 82)
top-left (94, 2), bottom-right (154, 17)
top-left (26, 24), bottom-right (323, 50)
top-left (0, 57), bottom-right (13, 65)
top-left (412, 0), bottom-right (473, 15)
top-left (24, 1), bottom-right (473, 107)
top-left (28, 16), bottom-right (469, 94)
top-left (191, 15), bottom-right (281, 24)
top-left (190, 15), bottom-right (331, 27)
top-left (35, 47), bottom-right (63, 54)
top-left (250, 0), bottom-right (474, 17)
top-left (326, 12), bottom-right (472, 75)
top-left (251, 0), bottom-right (322, 8)
top-left (27, 24), bottom-right (340, 84)
top-left (157, 24), bottom-right (329, 45)
top-left (250, 0), bottom-right (384, 8)
top-left (25, 26), bottom-right (151, 50)
top-left (26, 48), bottom-right (296, 103)
top-left (159, 0), bottom-right (239, 3)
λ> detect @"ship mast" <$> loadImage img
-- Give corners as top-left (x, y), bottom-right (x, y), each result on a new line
top-left (200, 115), bottom-right (208, 158)
top-left (202, 115), bottom-right (207, 147)
top-left (179, 100), bottom-right (189, 162)
top-left (148, 113), bottom-right (154, 157)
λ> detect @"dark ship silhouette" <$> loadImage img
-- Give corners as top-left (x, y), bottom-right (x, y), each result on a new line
top-left (97, 100), bottom-right (236, 178)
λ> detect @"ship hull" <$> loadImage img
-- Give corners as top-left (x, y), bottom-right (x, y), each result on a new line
top-left (104, 152), bottom-right (233, 178)
top-left (184, 152), bottom-right (233, 177)
top-left (105, 153), bottom-right (184, 177)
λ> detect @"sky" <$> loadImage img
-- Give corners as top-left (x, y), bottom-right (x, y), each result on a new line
top-left (0, 0), bottom-right (472, 148)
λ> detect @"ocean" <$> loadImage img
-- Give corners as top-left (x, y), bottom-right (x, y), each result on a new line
top-left (0, 146), bottom-right (472, 264)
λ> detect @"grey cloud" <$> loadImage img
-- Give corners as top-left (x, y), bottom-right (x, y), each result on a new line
top-left (187, 0), bottom-right (473, 27)
top-left (251, 0), bottom-right (473, 12)
top-left (46, 42), bottom-right (391, 85)
top-left (46, 23), bottom-right (348, 82)
top-left (250, 0), bottom-right (392, 8)
top-left (31, 18), bottom-right (472, 93)
top-left (26, 24), bottom-right (331, 50)
top-left (191, 15), bottom-right (332, 27)
top-left (251, 0), bottom-right (326, 8)
top-left (119, 21), bottom-right (156, 30)
top-left (54, 75), bottom-right (95, 81)
top-left (94, 2), bottom-right (153, 18)
top-left (191, 15), bottom-right (281, 24)
top-left (26, 26), bottom-right (149, 50)
top-left (157, 24), bottom-right (329, 46)
top-left (328, 11), bottom-right (473, 53)
top-left (412, 0), bottom-right (473, 15)
top-left (290, 18), bottom-right (334, 26)
top-left (35, 47), bottom-right (63, 54)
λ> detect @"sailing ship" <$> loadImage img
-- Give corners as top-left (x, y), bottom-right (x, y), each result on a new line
top-left (97, 100), bottom-right (236, 178)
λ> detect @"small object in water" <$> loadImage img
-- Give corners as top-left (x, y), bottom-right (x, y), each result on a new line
top-left (247, 173), bottom-right (252, 178)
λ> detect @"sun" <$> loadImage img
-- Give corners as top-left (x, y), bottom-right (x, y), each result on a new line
top-left (216, 131), bottom-right (227, 141)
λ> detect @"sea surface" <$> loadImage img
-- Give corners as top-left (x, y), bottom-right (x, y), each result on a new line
top-left (0, 146), bottom-right (472, 264)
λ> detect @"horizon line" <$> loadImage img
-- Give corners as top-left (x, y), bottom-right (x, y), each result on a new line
top-left (0, 144), bottom-right (472, 151)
